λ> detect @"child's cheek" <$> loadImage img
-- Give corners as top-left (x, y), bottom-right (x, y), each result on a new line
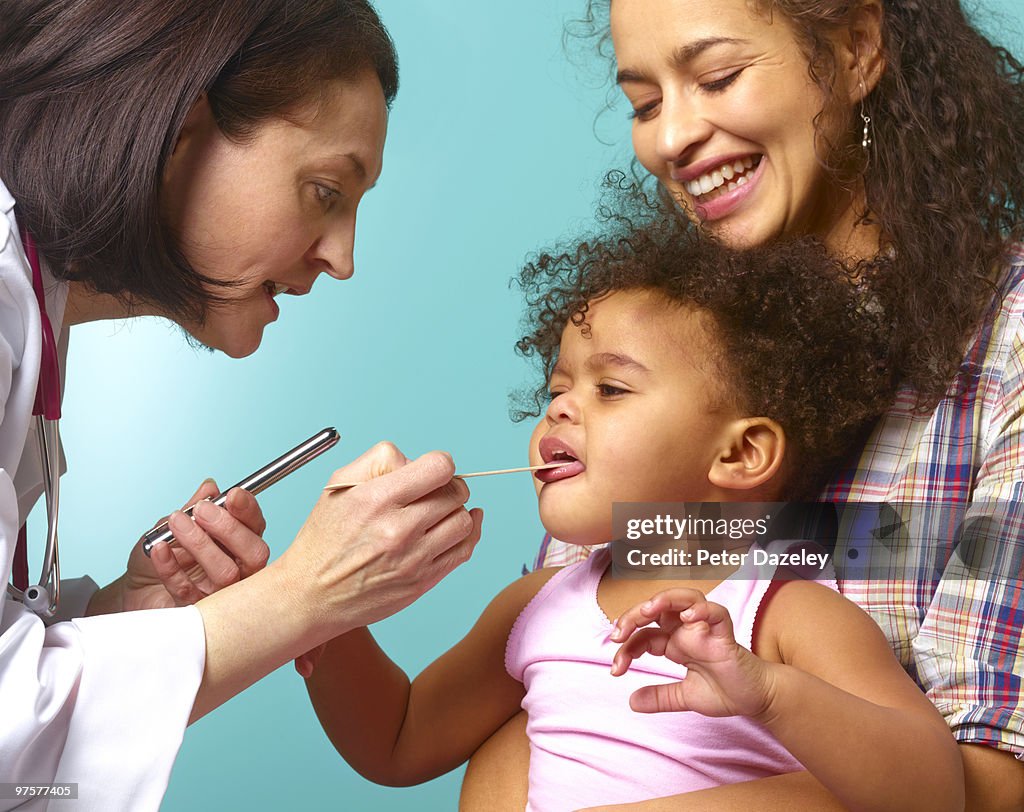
top-left (528, 420), bottom-right (546, 465)
top-left (528, 422), bottom-right (546, 496)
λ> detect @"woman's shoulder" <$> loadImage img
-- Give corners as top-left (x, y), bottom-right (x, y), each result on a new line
top-left (995, 250), bottom-right (1024, 303)
top-left (976, 251), bottom-right (1024, 390)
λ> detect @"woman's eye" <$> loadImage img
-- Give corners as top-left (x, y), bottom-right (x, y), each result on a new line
top-left (597, 383), bottom-right (628, 397)
top-left (314, 183), bottom-right (341, 205)
top-left (628, 100), bottom-right (660, 121)
top-left (700, 69), bottom-right (743, 94)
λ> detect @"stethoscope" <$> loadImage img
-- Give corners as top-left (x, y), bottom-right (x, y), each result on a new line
top-left (6, 226), bottom-right (63, 617)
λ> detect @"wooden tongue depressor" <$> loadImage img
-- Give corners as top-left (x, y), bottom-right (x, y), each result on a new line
top-left (323, 462), bottom-right (565, 493)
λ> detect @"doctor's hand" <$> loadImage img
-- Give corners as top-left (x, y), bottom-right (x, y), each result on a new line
top-left (279, 441), bottom-right (483, 654)
top-left (88, 480), bottom-right (271, 615)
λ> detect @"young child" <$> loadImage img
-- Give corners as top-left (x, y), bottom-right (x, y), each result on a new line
top-left (305, 219), bottom-right (963, 811)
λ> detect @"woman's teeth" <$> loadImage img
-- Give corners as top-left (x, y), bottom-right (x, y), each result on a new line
top-left (685, 156), bottom-right (761, 201)
top-left (264, 281), bottom-right (289, 297)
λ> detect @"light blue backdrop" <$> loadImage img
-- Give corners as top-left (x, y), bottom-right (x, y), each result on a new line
top-left (44, 1), bottom-right (1024, 809)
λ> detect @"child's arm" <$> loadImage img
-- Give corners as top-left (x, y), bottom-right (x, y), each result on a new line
top-left (306, 567), bottom-right (557, 786)
top-left (609, 583), bottom-right (964, 812)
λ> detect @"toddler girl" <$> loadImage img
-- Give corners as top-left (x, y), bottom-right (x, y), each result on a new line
top-left (305, 218), bottom-right (962, 811)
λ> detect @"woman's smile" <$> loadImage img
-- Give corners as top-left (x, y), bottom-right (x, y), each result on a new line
top-left (675, 154), bottom-right (765, 221)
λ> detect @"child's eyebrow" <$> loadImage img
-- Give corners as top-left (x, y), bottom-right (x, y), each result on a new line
top-left (585, 352), bottom-right (651, 375)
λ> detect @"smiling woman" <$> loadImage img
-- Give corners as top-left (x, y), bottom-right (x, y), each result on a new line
top-left (465, 0), bottom-right (1024, 809)
top-left (613, 2), bottom-right (857, 253)
top-left (603, 0), bottom-right (1024, 406)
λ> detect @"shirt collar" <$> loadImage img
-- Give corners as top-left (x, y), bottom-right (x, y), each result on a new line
top-left (0, 178), bottom-right (15, 215)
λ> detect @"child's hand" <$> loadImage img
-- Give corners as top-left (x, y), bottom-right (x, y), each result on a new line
top-left (609, 588), bottom-right (775, 719)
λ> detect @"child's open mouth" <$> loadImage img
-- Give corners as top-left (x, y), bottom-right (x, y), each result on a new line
top-left (536, 441), bottom-right (586, 483)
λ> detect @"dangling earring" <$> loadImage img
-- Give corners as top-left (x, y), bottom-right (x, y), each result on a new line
top-left (859, 81), bottom-right (872, 151)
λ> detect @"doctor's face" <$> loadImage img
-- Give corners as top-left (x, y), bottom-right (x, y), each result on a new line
top-left (161, 71), bottom-right (388, 358)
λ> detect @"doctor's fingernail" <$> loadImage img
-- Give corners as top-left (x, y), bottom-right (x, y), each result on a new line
top-left (193, 500), bottom-right (217, 521)
top-left (168, 511), bottom-right (193, 534)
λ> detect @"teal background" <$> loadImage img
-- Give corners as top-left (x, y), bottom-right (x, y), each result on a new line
top-left (41, 1), bottom-right (1024, 810)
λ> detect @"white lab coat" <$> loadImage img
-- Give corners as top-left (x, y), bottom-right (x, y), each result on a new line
top-left (0, 180), bottom-right (206, 810)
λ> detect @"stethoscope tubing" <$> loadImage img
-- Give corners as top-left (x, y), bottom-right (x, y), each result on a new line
top-left (34, 414), bottom-right (61, 614)
top-left (6, 224), bottom-right (64, 616)
top-left (6, 415), bottom-right (61, 616)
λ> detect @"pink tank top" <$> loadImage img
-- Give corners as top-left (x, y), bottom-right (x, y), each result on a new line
top-left (505, 544), bottom-right (838, 811)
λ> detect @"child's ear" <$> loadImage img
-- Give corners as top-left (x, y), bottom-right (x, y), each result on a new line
top-left (708, 418), bottom-right (785, 492)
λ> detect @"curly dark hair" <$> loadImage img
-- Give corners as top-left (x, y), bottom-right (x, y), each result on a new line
top-left (568, 0), bottom-right (1024, 410)
top-left (514, 182), bottom-right (898, 499)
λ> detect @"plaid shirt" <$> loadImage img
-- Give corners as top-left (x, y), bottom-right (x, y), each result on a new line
top-left (534, 257), bottom-right (1024, 758)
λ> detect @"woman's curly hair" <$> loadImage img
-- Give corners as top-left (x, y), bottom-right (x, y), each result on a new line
top-left (569, 0), bottom-right (1024, 409)
top-left (514, 181), bottom-right (898, 499)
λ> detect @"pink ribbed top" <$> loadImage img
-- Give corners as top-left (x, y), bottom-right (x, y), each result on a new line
top-left (506, 544), bottom-right (837, 811)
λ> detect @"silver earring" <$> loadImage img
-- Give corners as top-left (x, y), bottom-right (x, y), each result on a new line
top-left (858, 80), bottom-right (872, 151)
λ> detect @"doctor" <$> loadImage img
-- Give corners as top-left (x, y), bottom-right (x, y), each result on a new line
top-left (0, 1), bottom-right (483, 809)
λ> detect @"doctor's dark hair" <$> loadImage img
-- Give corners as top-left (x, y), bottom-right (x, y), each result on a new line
top-left (514, 184), bottom-right (897, 499)
top-left (0, 0), bottom-right (398, 323)
top-left (569, 0), bottom-right (1024, 410)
